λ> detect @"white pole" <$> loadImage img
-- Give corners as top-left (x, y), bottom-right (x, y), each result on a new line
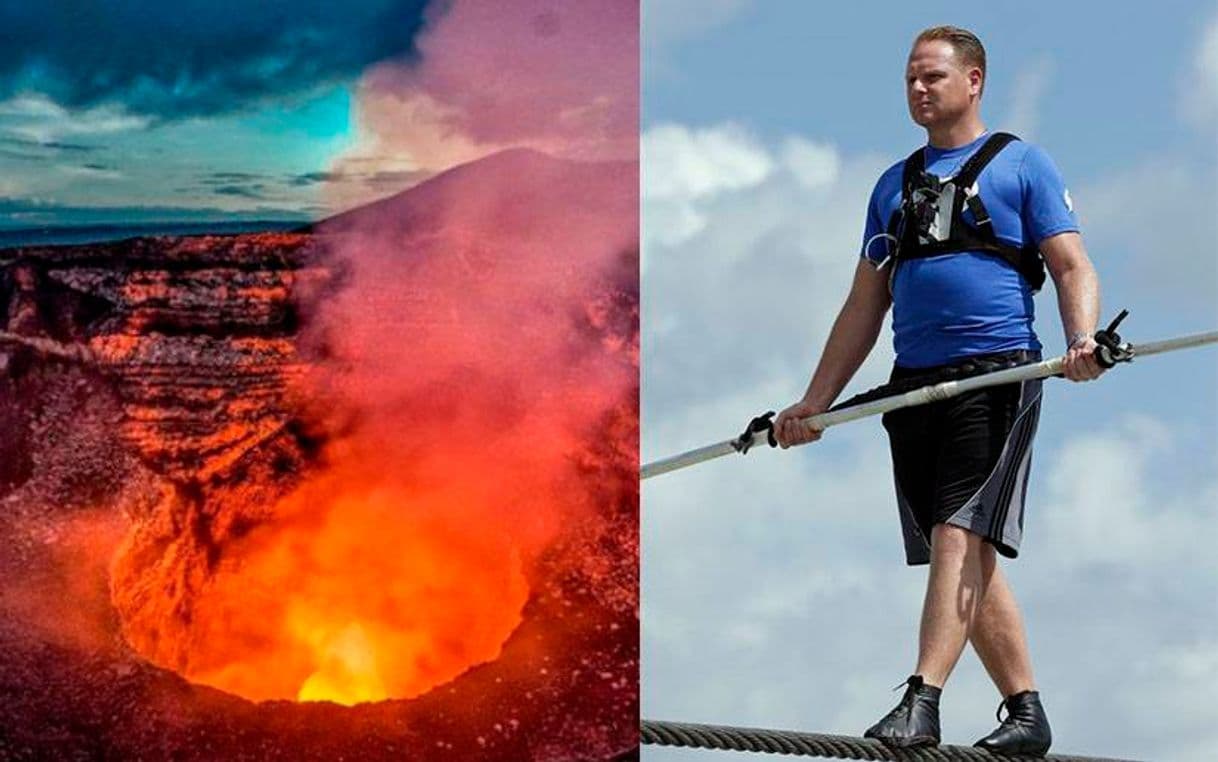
top-left (641, 330), bottom-right (1218, 480)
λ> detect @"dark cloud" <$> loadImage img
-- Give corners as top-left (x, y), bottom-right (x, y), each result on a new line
top-left (0, 135), bottom-right (96, 159)
top-left (82, 163), bottom-right (114, 171)
top-left (0, 138), bottom-right (101, 162)
top-left (51, 142), bottom-right (95, 153)
top-left (287, 168), bottom-right (431, 188)
top-left (192, 169), bottom-right (431, 197)
top-left (362, 169), bottom-right (432, 187)
top-left (207, 171), bottom-right (263, 182)
top-left (0, 1), bottom-right (435, 120)
top-left (197, 171), bottom-right (270, 187)
top-left (289, 170), bottom-right (344, 186)
top-left (0, 136), bottom-right (96, 153)
top-left (0, 196), bottom-right (311, 229)
top-left (213, 185), bottom-right (267, 199)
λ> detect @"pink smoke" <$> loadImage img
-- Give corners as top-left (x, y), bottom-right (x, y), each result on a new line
top-left (309, 149), bottom-right (637, 524)
top-left (328, 0), bottom-right (638, 208)
top-left (279, 1), bottom-right (640, 648)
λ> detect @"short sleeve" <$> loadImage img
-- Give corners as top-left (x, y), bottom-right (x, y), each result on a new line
top-left (860, 171), bottom-right (897, 265)
top-left (1019, 144), bottom-right (1080, 244)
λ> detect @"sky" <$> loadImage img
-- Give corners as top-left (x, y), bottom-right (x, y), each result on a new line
top-left (642, 2), bottom-right (1218, 761)
top-left (0, 1), bottom-right (637, 231)
top-left (0, 1), bottom-right (432, 228)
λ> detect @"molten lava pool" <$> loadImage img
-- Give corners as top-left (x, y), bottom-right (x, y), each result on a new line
top-left (117, 483), bottom-right (530, 705)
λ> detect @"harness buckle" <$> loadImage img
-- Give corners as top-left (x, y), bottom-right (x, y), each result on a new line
top-left (964, 191), bottom-right (993, 228)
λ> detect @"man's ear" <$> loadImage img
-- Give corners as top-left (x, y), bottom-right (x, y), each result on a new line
top-left (970, 67), bottom-right (984, 98)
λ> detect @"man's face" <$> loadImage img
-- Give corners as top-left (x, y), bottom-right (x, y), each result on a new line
top-left (905, 40), bottom-right (981, 128)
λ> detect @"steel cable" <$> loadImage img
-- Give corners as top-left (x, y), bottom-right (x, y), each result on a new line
top-left (642, 719), bottom-right (1142, 762)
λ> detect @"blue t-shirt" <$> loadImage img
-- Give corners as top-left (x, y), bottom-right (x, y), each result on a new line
top-left (860, 132), bottom-right (1079, 368)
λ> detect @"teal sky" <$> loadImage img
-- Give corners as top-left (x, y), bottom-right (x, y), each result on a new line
top-left (0, 1), bottom-right (432, 229)
top-left (0, 84), bottom-right (360, 228)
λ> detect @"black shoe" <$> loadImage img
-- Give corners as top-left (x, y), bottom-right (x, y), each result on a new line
top-left (863, 675), bottom-right (941, 748)
top-left (974, 690), bottom-right (1052, 757)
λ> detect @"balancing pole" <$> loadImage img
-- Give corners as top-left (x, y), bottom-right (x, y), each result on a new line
top-left (642, 311), bottom-right (1218, 480)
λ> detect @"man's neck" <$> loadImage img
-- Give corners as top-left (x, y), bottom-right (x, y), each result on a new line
top-left (926, 119), bottom-right (987, 150)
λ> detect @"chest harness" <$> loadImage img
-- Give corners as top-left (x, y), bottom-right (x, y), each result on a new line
top-left (880, 131), bottom-right (1046, 292)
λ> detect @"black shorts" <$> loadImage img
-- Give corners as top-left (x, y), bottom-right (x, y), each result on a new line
top-left (880, 350), bottom-right (1043, 565)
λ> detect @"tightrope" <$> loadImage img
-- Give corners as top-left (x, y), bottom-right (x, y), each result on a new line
top-left (642, 719), bottom-right (1143, 762)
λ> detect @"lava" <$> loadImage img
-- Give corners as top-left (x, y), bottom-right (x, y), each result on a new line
top-left (131, 456), bottom-right (537, 705)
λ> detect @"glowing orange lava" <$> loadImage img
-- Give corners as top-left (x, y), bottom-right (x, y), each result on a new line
top-left (175, 475), bottom-right (532, 705)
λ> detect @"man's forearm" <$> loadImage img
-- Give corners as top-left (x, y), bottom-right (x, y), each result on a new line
top-left (801, 298), bottom-right (886, 410)
top-left (1054, 260), bottom-right (1100, 346)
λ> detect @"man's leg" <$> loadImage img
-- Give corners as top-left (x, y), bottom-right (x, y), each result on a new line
top-left (969, 550), bottom-right (1036, 697)
top-left (968, 548), bottom-right (1052, 755)
top-left (863, 522), bottom-right (983, 747)
top-left (914, 523), bottom-right (987, 688)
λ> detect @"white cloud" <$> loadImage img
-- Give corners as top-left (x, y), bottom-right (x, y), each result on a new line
top-left (1123, 638), bottom-right (1218, 761)
top-left (1075, 158), bottom-right (1218, 313)
top-left (0, 92), bottom-right (150, 143)
top-left (641, 122), bottom-right (893, 422)
top-left (643, 123), bottom-right (774, 201)
top-left (641, 122), bottom-right (775, 255)
top-left (1182, 12), bottom-right (1218, 125)
top-left (1000, 56), bottom-right (1054, 140)
top-left (1040, 414), bottom-right (1218, 568)
top-left (781, 136), bottom-right (840, 190)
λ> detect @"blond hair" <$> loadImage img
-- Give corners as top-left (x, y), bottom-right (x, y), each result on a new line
top-left (913, 26), bottom-right (987, 94)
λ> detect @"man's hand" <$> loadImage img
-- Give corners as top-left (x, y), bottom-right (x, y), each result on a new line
top-left (773, 400), bottom-right (827, 448)
top-left (1062, 336), bottom-right (1105, 382)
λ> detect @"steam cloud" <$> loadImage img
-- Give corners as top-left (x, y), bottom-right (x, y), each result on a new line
top-left (329, 0), bottom-right (639, 211)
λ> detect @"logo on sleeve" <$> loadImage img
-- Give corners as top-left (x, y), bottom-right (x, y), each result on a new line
top-left (1063, 188), bottom-right (1074, 212)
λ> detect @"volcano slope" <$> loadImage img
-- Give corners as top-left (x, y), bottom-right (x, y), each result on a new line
top-left (0, 149), bottom-right (638, 761)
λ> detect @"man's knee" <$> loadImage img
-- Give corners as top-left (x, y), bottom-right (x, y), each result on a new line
top-left (929, 523), bottom-right (994, 565)
top-left (930, 523), bottom-right (978, 552)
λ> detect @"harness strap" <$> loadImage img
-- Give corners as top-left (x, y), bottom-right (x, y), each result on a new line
top-left (886, 132), bottom-right (1047, 292)
top-left (900, 145), bottom-right (924, 198)
top-left (953, 132), bottom-right (1018, 187)
top-left (952, 132), bottom-right (1018, 235)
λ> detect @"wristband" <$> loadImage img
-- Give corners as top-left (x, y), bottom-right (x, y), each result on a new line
top-left (1066, 332), bottom-right (1090, 350)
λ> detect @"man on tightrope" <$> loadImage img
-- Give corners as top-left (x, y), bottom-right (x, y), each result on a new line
top-left (773, 26), bottom-right (1103, 756)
